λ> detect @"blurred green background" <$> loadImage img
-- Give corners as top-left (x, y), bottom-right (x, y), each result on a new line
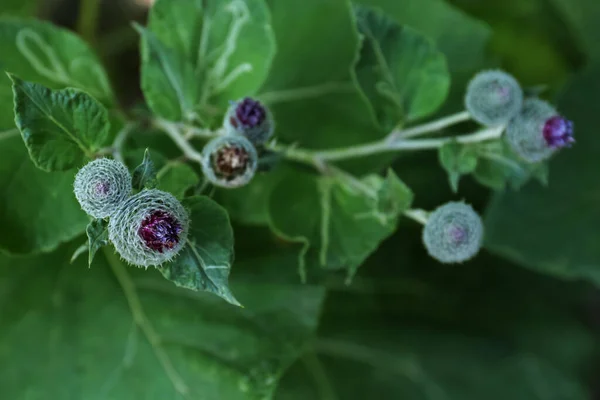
top-left (1, 0), bottom-right (600, 398)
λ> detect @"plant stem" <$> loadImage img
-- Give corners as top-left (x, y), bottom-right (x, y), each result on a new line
top-left (76, 0), bottom-right (101, 46)
top-left (301, 352), bottom-right (338, 400)
top-left (153, 119), bottom-right (204, 164)
top-left (112, 123), bottom-right (134, 163)
top-left (390, 110), bottom-right (471, 140)
top-left (269, 125), bottom-right (504, 165)
top-left (403, 209), bottom-right (429, 225)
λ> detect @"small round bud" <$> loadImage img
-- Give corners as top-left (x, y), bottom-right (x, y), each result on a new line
top-left (224, 97), bottom-right (274, 145)
top-left (422, 202), bottom-right (483, 264)
top-left (108, 189), bottom-right (189, 267)
top-left (73, 158), bottom-right (132, 218)
top-left (465, 70), bottom-right (523, 126)
top-left (506, 98), bottom-right (574, 163)
top-left (201, 135), bottom-right (258, 188)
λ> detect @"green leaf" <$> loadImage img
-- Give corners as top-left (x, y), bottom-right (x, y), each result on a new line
top-left (473, 141), bottom-right (548, 191)
top-left (439, 140), bottom-right (478, 192)
top-left (259, 0), bottom-right (381, 159)
top-left (269, 169), bottom-right (413, 280)
top-left (132, 148), bottom-right (159, 190)
top-left (140, 0), bottom-right (275, 121)
top-left (86, 218), bottom-right (108, 267)
top-left (217, 171), bottom-right (285, 226)
top-left (353, 0), bottom-right (491, 112)
top-left (10, 76), bottom-right (111, 171)
top-left (159, 196), bottom-right (240, 306)
top-left (276, 238), bottom-right (596, 400)
top-left (156, 161), bottom-right (198, 199)
top-left (0, 18), bottom-right (113, 103)
top-left (0, 133), bottom-right (88, 254)
top-left (0, 245), bottom-right (326, 399)
top-left (485, 63), bottom-right (600, 283)
top-left (354, 5), bottom-right (450, 128)
top-left (136, 24), bottom-right (201, 122)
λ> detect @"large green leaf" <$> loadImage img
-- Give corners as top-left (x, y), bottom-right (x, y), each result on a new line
top-left (0, 134), bottom-right (88, 254)
top-left (159, 196), bottom-right (240, 306)
top-left (11, 76), bottom-right (111, 171)
top-left (275, 231), bottom-right (597, 399)
top-left (354, 5), bottom-right (450, 128)
top-left (259, 0), bottom-right (381, 153)
top-left (268, 169), bottom-right (413, 280)
top-left (0, 19), bottom-right (106, 254)
top-left (484, 63), bottom-right (600, 283)
top-left (0, 18), bottom-right (113, 104)
top-left (140, 0), bottom-right (275, 121)
top-left (0, 244), bottom-right (326, 399)
top-left (353, 0), bottom-right (491, 110)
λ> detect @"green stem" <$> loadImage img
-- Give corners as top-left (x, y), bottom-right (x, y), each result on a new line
top-left (269, 125), bottom-right (504, 166)
top-left (301, 351), bottom-right (338, 400)
top-left (76, 0), bottom-right (101, 45)
top-left (403, 209), bottom-right (429, 225)
top-left (390, 110), bottom-right (471, 140)
top-left (154, 119), bottom-right (204, 164)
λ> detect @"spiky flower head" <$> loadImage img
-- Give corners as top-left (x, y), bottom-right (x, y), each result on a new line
top-left (108, 189), bottom-right (189, 267)
top-left (506, 98), bottom-right (574, 163)
top-left (422, 202), bottom-right (484, 264)
top-left (465, 70), bottom-right (523, 126)
top-left (73, 158), bottom-right (132, 218)
top-left (224, 97), bottom-right (274, 145)
top-left (201, 135), bottom-right (258, 188)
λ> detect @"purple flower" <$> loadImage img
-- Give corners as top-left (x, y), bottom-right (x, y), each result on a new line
top-left (447, 225), bottom-right (467, 245)
top-left (138, 210), bottom-right (183, 253)
top-left (543, 116), bottom-right (574, 149)
top-left (94, 181), bottom-right (110, 196)
top-left (232, 97), bottom-right (267, 129)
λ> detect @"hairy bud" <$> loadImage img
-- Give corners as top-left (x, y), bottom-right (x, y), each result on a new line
top-left (506, 98), bottom-right (574, 163)
top-left (73, 158), bottom-right (132, 218)
top-left (108, 189), bottom-right (189, 267)
top-left (224, 97), bottom-right (274, 145)
top-left (422, 202), bottom-right (483, 264)
top-left (201, 135), bottom-right (258, 188)
top-left (465, 70), bottom-right (523, 126)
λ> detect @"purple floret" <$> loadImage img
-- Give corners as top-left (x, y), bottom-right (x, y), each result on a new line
top-left (94, 182), bottom-right (110, 196)
top-left (447, 225), bottom-right (467, 245)
top-left (233, 97), bottom-right (266, 128)
top-left (543, 116), bottom-right (574, 148)
top-left (138, 210), bottom-right (182, 253)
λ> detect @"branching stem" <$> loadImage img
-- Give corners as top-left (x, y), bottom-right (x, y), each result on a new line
top-left (153, 112), bottom-right (503, 170)
top-left (389, 110), bottom-right (471, 140)
top-left (153, 119), bottom-right (204, 164)
top-left (267, 125), bottom-right (504, 167)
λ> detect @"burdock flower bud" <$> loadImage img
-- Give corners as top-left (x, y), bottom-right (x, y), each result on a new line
top-left (506, 98), bottom-right (574, 163)
top-left (224, 97), bottom-right (274, 145)
top-left (465, 70), bottom-right (523, 126)
top-left (422, 202), bottom-right (483, 264)
top-left (201, 135), bottom-right (258, 188)
top-left (108, 189), bottom-right (189, 267)
top-left (73, 158), bottom-right (132, 218)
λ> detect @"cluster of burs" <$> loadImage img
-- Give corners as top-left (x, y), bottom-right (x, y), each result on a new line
top-left (73, 98), bottom-right (272, 267)
top-left (424, 69), bottom-right (574, 264)
top-left (74, 75), bottom-right (573, 267)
